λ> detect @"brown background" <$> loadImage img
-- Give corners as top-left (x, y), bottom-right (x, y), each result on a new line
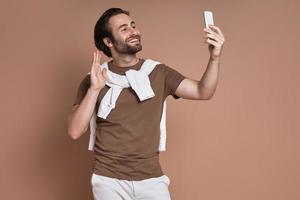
top-left (1, 0), bottom-right (299, 199)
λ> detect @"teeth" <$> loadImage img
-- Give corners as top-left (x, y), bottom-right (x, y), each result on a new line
top-left (129, 38), bottom-right (139, 42)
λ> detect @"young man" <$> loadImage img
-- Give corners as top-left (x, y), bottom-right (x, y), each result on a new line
top-left (67, 8), bottom-right (225, 200)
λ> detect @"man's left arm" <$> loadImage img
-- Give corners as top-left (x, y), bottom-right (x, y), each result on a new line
top-left (175, 25), bottom-right (225, 100)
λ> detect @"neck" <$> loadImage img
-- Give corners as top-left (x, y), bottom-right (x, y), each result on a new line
top-left (111, 53), bottom-right (140, 67)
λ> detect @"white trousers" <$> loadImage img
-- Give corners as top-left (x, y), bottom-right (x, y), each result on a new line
top-left (91, 173), bottom-right (171, 200)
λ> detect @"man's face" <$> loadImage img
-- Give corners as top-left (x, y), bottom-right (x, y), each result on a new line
top-left (108, 13), bottom-right (142, 55)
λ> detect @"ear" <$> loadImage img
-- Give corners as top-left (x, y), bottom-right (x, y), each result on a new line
top-left (103, 37), bottom-right (113, 48)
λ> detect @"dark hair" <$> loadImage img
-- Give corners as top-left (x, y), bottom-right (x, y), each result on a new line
top-left (94, 8), bottom-right (130, 57)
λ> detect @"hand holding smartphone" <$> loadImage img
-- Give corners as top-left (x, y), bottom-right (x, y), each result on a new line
top-left (203, 10), bottom-right (225, 57)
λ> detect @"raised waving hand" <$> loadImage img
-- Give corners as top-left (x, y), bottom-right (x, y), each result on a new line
top-left (90, 50), bottom-right (108, 91)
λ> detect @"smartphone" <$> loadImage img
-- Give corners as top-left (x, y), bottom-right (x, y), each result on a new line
top-left (203, 11), bottom-right (214, 29)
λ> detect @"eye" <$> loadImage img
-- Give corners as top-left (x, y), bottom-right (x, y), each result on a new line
top-left (121, 27), bottom-right (127, 32)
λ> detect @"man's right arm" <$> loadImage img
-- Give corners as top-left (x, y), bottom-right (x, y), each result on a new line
top-left (67, 50), bottom-right (107, 140)
top-left (67, 87), bottom-right (101, 140)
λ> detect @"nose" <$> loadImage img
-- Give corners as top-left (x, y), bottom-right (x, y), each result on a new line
top-left (130, 27), bottom-right (139, 35)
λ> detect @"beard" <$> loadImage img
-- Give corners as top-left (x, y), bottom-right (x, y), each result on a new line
top-left (112, 35), bottom-right (142, 55)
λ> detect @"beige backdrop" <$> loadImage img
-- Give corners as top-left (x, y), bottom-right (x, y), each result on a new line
top-left (1, 0), bottom-right (299, 199)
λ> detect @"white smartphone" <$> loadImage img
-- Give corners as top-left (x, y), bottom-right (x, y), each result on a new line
top-left (203, 11), bottom-right (214, 29)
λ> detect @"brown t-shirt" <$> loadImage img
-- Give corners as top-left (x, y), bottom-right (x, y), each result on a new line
top-left (73, 58), bottom-right (185, 181)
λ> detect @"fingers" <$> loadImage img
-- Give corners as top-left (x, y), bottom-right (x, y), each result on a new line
top-left (203, 25), bottom-right (225, 47)
top-left (91, 50), bottom-right (103, 75)
top-left (93, 51), bottom-right (96, 65)
top-left (203, 25), bottom-right (225, 43)
top-left (203, 34), bottom-right (223, 47)
top-left (91, 52), bottom-right (97, 75)
top-left (210, 25), bottom-right (224, 38)
top-left (96, 51), bottom-right (106, 78)
top-left (96, 50), bottom-right (102, 65)
top-left (204, 33), bottom-right (222, 42)
top-left (203, 30), bottom-right (224, 43)
top-left (92, 50), bottom-right (102, 65)
top-left (101, 68), bottom-right (108, 79)
top-left (206, 38), bottom-right (219, 47)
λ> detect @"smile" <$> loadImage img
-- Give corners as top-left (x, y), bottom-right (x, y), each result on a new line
top-left (128, 39), bottom-right (139, 43)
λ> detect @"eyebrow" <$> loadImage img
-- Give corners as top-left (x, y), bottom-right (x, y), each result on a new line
top-left (118, 21), bottom-right (136, 30)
